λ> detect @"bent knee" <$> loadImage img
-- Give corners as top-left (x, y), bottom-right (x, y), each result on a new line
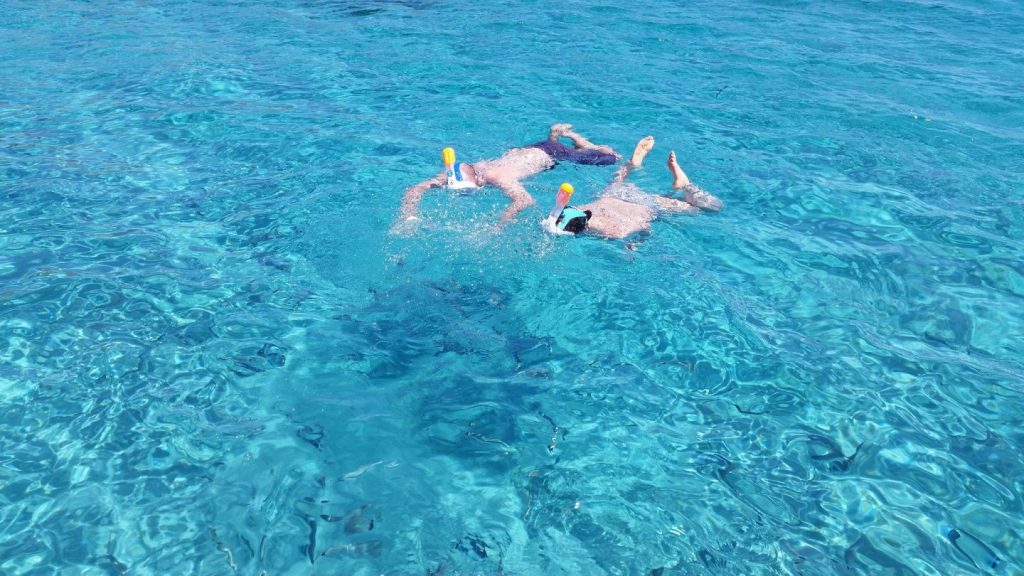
top-left (517, 196), bottom-right (536, 208)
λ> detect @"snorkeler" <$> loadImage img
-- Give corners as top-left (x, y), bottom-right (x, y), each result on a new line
top-left (548, 136), bottom-right (722, 239)
top-left (394, 124), bottom-right (619, 231)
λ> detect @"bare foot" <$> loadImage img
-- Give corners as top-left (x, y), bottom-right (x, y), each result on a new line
top-left (668, 151), bottom-right (690, 189)
top-left (630, 136), bottom-right (655, 167)
top-left (549, 123), bottom-right (573, 140)
top-left (670, 152), bottom-right (722, 211)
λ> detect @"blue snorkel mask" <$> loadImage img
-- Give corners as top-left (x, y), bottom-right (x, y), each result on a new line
top-left (556, 206), bottom-right (592, 234)
top-left (546, 183), bottom-right (590, 235)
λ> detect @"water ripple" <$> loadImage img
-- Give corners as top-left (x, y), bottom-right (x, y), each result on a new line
top-left (3, 0), bottom-right (1024, 573)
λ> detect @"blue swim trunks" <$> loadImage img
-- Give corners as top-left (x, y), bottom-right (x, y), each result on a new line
top-left (528, 140), bottom-right (618, 166)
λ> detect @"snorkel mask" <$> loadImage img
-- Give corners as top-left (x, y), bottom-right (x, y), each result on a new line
top-left (442, 147), bottom-right (479, 190)
top-left (556, 206), bottom-right (592, 233)
top-left (546, 182), bottom-right (591, 234)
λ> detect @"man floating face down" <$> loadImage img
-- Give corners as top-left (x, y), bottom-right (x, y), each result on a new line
top-left (394, 124), bottom-right (619, 232)
top-left (547, 135), bottom-right (722, 239)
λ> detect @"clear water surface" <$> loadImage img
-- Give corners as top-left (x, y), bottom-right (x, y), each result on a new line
top-left (2, 0), bottom-right (1023, 574)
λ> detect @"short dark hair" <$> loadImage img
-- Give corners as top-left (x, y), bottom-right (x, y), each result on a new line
top-left (562, 210), bottom-right (592, 233)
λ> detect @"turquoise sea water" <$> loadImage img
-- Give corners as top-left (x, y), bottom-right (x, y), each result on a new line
top-left (2, 0), bottom-right (1023, 573)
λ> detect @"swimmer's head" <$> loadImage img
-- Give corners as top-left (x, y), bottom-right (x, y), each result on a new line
top-left (442, 147), bottom-right (479, 189)
top-left (446, 162), bottom-right (480, 189)
top-left (443, 147), bottom-right (480, 190)
top-left (556, 206), bottom-right (592, 234)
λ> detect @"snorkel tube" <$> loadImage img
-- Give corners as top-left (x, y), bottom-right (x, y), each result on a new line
top-left (443, 147), bottom-right (457, 186)
top-left (548, 182), bottom-right (574, 220)
top-left (543, 182), bottom-right (576, 235)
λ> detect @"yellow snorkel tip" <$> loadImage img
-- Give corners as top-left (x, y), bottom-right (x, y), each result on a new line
top-left (548, 182), bottom-right (576, 220)
top-left (442, 147), bottom-right (456, 167)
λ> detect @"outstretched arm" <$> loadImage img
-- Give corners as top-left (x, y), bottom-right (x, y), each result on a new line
top-left (494, 179), bottom-right (536, 224)
top-left (398, 171), bottom-right (445, 221)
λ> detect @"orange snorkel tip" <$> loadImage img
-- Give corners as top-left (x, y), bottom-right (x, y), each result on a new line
top-left (548, 182), bottom-right (575, 220)
top-left (558, 182), bottom-right (574, 200)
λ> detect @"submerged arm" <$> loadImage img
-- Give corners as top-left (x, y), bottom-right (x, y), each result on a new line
top-left (494, 179), bottom-right (536, 225)
top-left (398, 171), bottom-right (446, 221)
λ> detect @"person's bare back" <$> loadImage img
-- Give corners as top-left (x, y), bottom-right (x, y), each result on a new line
top-left (472, 147), bottom-right (554, 185)
top-left (584, 197), bottom-right (656, 239)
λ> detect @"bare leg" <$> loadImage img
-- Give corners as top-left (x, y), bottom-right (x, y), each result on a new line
top-left (613, 136), bottom-right (655, 183)
top-left (668, 151), bottom-right (691, 189)
top-left (549, 123), bottom-right (618, 156)
top-left (654, 195), bottom-right (700, 214)
top-left (669, 151), bottom-right (722, 211)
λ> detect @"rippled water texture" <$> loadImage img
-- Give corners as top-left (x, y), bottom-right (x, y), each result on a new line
top-left (2, 0), bottom-right (1023, 574)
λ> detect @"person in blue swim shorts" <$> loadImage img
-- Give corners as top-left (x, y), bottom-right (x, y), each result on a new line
top-left (395, 124), bottom-right (619, 231)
